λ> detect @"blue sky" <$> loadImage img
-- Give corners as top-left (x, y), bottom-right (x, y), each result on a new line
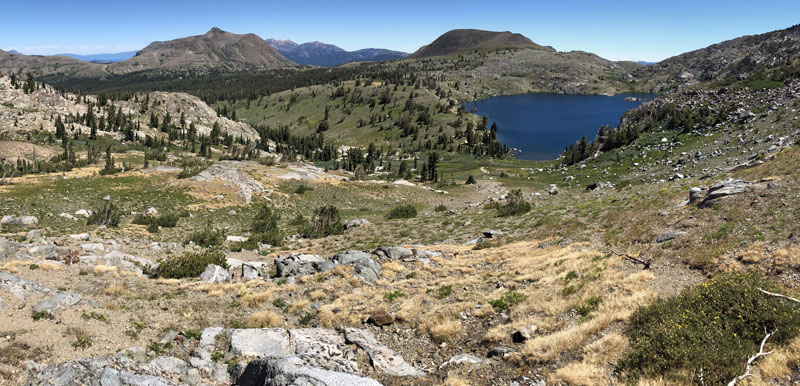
top-left (1, 0), bottom-right (798, 62)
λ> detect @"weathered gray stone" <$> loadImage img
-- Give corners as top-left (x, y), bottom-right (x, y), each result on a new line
top-left (312, 260), bottom-right (336, 272)
top-left (236, 356), bottom-right (381, 386)
top-left (274, 254), bottom-right (324, 277)
top-left (25, 357), bottom-right (178, 386)
top-left (242, 263), bottom-right (260, 280)
top-left (689, 187), bottom-right (705, 204)
top-left (482, 229), bottom-right (503, 238)
top-left (439, 353), bottom-right (485, 369)
top-left (201, 264), bottom-right (230, 283)
top-left (147, 357), bottom-right (187, 376)
top-left (1, 215), bottom-right (38, 225)
top-left (487, 346), bottom-right (515, 358)
top-left (33, 291), bottom-right (86, 316)
top-left (330, 250), bottom-right (370, 265)
top-left (344, 328), bottom-right (424, 377)
top-left (289, 328), bottom-right (359, 374)
top-left (374, 246), bottom-right (413, 260)
top-left (230, 328), bottom-right (294, 358)
top-left (343, 219), bottom-right (371, 230)
top-left (355, 257), bottom-right (381, 281)
top-left (0, 272), bottom-right (51, 299)
top-left (656, 231), bottom-right (688, 243)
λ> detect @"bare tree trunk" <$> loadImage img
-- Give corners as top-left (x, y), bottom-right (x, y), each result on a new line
top-left (727, 330), bottom-right (775, 386)
top-left (759, 288), bottom-right (800, 304)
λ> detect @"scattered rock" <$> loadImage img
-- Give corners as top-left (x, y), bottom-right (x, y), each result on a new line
top-left (487, 346), bottom-right (515, 358)
top-left (656, 231), bottom-right (688, 243)
top-left (367, 310), bottom-right (394, 327)
top-left (344, 219), bottom-right (372, 230)
top-left (511, 326), bottom-right (537, 343)
top-left (74, 209), bottom-right (92, 218)
top-left (439, 353), bottom-right (485, 369)
top-left (0, 215), bottom-right (38, 225)
top-left (227, 235), bottom-right (249, 243)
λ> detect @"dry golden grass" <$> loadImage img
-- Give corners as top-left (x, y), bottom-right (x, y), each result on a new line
top-left (551, 362), bottom-right (608, 385)
top-left (0, 260), bottom-right (30, 273)
top-left (423, 315), bottom-right (463, 342)
top-left (93, 265), bottom-right (117, 274)
top-left (248, 310), bottom-right (283, 328)
top-left (241, 290), bottom-right (275, 307)
top-left (742, 336), bottom-right (800, 385)
top-left (103, 284), bottom-right (133, 296)
top-left (443, 376), bottom-right (471, 386)
top-left (155, 278), bottom-right (181, 285)
top-left (308, 290), bottom-right (326, 300)
top-left (37, 262), bottom-right (62, 271)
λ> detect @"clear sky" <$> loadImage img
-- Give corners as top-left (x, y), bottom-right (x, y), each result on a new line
top-left (1, 0), bottom-right (798, 62)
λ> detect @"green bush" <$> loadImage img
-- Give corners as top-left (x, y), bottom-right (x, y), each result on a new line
top-left (87, 201), bottom-right (121, 227)
top-left (489, 290), bottom-right (527, 311)
top-left (152, 250), bottom-right (227, 279)
top-left (496, 189), bottom-right (531, 217)
top-left (620, 271), bottom-right (800, 385)
top-left (250, 203), bottom-right (282, 246)
top-left (294, 184), bottom-right (313, 194)
top-left (387, 204), bottom-right (417, 219)
top-left (133, 212), bottom-right (179, 232)
top-left (186, 224), bottom-right (225, 248)
top-left (302, 205), bottom-right (344, 238)
top-left (434, 204), bottom-right (448, 212)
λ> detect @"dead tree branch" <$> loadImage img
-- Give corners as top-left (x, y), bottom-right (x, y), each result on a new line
top-left (727, 329), bottom-right (775, 386)
top-left (759, 288), bottom-right (800, 304)
top-left (608, 248), bottom-right (651, 269)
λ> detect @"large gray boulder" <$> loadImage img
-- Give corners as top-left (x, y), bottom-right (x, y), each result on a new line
top-left (274, 254), bottom-right (324, 277)
top-left (236, 356), bottom-right (381, 386)
top-left (32, 291), bottom-right (86, 316)
top-left (1, 215), bottom-right (38, 226)
top-left (25, 357), bottom-right (178, 386)
top-left (201, 264), bottom-right (231, 283)
top-left (354, 257), bottom-right (381, 281)
top-left (374, 247), bottom-right (413, 260)
top-left (230, 328), bottom-right (294, 358)
top-left (330, 250), bottom-right (370, 265)
top-left (290, 328), bottom-right (359, 374)
top-left (344, 328), bottom-right (424, 377)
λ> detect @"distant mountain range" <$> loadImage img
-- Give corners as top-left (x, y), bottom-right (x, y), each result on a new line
top-left (266, 39), bottom-right (407, 66)
top-left (55, 51), bottom-right (137, 63)
top-left (0, 28), bottom-right (294, 78)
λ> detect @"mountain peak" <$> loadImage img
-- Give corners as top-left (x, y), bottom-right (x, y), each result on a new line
top-left (206, 27), bottom-right (226, 35)
top-left (408, 28), bottom-right (553, 59)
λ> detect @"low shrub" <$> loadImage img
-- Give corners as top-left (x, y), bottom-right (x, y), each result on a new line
top-left (496, 189), bottom-right (531, 217)
top-left (465, 175), bottom-right (476, 185)
top-left (250, 203), bottom-right (282, 246)
top-left (387, 204), bottom-right (417, 219)
top-left (87, 201), bottom-right (121, 227)
top-left (186, 225), bottom-right (225, 248)
top-left (434, 204), bottom-right (448, 212)
top-left (151, 250), bottom-right (227, 279)
top-left (489, 290), bottom-right (527, 311)
top-left (620, 271), bottom-right (800, 385)
top-left (302, 205), bottom-right (343, 238)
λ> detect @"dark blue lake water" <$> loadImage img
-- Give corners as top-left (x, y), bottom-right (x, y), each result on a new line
top-left (463, 93), bottom-right (659, 160)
